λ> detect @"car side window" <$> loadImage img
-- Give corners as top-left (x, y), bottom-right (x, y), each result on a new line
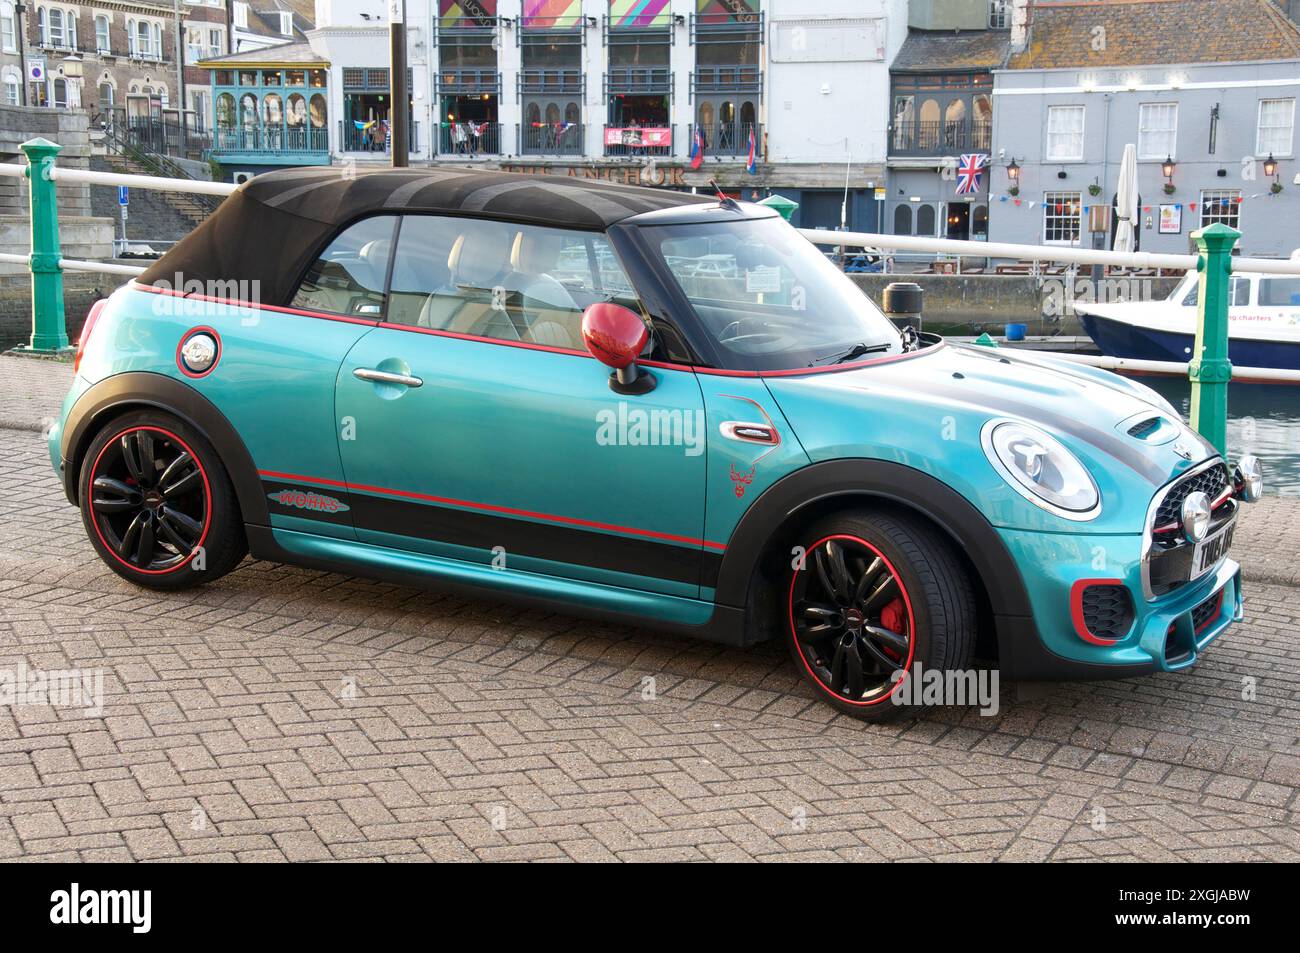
top-left (290, 215), bottom-right (397, 316)
top-left (386, 215), bottom-right (646, 354)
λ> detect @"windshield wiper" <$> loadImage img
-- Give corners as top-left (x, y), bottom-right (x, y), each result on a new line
top-left (807, 342), bottom-right (893, 367)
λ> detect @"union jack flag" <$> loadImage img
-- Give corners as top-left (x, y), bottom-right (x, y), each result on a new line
top-left (955, 153), bottom-right (988, 195)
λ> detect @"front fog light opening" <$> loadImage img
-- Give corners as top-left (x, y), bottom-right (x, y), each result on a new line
top-left (1180, 490), bottom-right (1211, 544)
top-left (981, 419), bottom-right (1101, 521)
top-left (1234, 453), bottom-right (1263, 502)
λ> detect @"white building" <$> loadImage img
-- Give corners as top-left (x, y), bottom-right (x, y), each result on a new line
top-left (204, 0), bottom-right (907, 230)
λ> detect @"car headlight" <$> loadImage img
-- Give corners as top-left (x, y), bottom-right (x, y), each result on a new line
top-left (981, 419), bottom-right (1101, 520)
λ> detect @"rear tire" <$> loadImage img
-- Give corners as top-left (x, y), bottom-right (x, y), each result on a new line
top-left (78, 410), bottom-right (246, 590)
top-left (784, 508), bottom-right (976, 722)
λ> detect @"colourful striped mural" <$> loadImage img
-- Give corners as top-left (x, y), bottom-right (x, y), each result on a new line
top-left (438, 0), bottom-right (497, 27)
top-left (696, 0), bottom-right (760, 21)
top-left (522, 0), bottom-right (581, 28)
top-left (608, 0), bottom-right (671, 28)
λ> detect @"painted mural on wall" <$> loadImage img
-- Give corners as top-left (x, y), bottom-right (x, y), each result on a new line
top-left (522, 0), bottom-right (582, 28)
top-left (439, 0), bottom-right (498, 26)
top-left (608, 0), bottom-right (671, 27)
top-left (696, 0), bottom-right (760, 22)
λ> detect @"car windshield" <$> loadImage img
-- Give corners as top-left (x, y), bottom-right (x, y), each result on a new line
top-left (642, 215), bottom-right (903, 371)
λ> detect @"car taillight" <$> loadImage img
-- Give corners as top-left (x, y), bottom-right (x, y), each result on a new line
top-left (74, 299), bottom-right (107, 375)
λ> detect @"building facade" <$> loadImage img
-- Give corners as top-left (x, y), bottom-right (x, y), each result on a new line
top-left (989, 0), bottom-right (1300, 259)
top-left (204, 0), bottom-right (907, 230)
top-left (885, 0), bottom-right (1007, 243)
top-left (0, 0), bottom-right (234, 158)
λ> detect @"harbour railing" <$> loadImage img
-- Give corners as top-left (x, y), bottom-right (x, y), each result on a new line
top-left (6, 135), bottom-right (1300, 457)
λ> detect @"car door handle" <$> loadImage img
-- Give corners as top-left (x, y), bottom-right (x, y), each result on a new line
top-left (353, 367), bottom-right (423, 388)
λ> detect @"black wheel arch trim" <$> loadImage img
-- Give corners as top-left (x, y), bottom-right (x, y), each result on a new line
top-left (713, 458), bottom-right (1080, 676)
top-left (59, 371), bottom-right (268, 526)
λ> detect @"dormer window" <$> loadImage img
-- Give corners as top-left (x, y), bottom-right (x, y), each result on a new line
top-left (279, 11), bottom-right (292, 35)
top-left (233, 2), bottom-right (249, 29)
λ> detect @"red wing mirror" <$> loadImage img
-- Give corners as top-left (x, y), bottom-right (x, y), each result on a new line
top-left (581, 303), bottom-right (654, 393)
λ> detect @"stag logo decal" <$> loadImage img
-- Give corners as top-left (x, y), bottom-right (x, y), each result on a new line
top-left (268, 488), bottom-right (350, 514)
top-left (729, 463), bottom-right (756, 498)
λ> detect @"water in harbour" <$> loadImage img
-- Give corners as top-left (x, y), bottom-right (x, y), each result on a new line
top-left (1142, 376), bottom-right (1300, 496)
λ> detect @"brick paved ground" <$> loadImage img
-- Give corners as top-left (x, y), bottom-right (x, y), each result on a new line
top-left (0, 354), bottom-right (1297, 861)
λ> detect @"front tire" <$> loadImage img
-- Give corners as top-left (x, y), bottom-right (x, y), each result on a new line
top-left (78, 410), bottom-right (246, 590)
top-left (785, 509), bottom-right (976, 721)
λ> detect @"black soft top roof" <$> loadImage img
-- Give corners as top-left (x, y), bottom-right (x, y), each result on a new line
top-left (139, 166), bottom-right (715, 306)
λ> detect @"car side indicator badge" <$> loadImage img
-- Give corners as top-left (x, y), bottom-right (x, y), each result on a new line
top-left (268, 489), bottom-right (350, 514)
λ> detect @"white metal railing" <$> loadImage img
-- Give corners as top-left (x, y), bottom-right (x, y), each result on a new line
top-left (1048, 351), bottom-right (1300, 383)
top-left (799, 228), bottom-right (1300, 278)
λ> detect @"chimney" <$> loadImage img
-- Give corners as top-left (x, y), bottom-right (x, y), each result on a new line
top-left (1010, 0), bottom-right (1031, 51)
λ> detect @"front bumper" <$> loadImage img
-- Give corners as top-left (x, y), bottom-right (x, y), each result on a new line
top-left (995, 526), bottom-right (1242, 679)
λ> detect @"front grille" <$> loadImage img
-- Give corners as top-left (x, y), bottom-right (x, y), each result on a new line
top-left (1080, 584), bottom-right (1134, 640)
top-left (1154, 463), bottom-right (1231, 529)
top-left (1192, 590), bottom-right (1223, 633)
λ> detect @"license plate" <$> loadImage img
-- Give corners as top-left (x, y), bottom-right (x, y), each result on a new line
top-left (1191, 520), bottom-right (1235, 580)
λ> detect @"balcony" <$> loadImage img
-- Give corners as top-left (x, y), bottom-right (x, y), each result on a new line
top-left (438, 121), bottom-right (502, 157)
top-left (338, 121), bottom-right (419, 155)
top-left (518, 122), bottom-right (584, 157)
top-left (605, 67), bottom-right (672, 97)
top-left (436, 68), bottom-right (501, 95)
top-left (690, 12), bottom-right (764, 45)
top-left (518, 68), bottom-right (584, 97)
top-left (211, 125), bottom-right (329, 163)
top-left (689, 121), bottom-right (760, 159)
top-left (691, 65), bottom-right (762, 97)
top-left (604, 124), bottom-right (674, 158)
top-left (891, 119), bottom-right (992, 156)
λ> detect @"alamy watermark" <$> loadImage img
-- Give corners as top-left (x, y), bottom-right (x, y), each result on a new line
top-left (890, 662), bottom-right (1000, 716)
top-left (0, 662), bottom-right (104, 717)
top-left (596, 402), bottom-right (706, 457)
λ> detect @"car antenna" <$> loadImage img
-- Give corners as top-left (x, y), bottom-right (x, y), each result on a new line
top-left (708, 178), bottom-right (740, 210)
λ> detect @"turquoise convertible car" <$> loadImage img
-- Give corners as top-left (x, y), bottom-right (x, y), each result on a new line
top-left (48, 168), bottom-right (1262, 720)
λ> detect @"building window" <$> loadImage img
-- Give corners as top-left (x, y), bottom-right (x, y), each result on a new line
top-left (1257, 98), bottom-right (1295, 156)
top-left (1045, 105), bottom-right (1084, 161)
top-left (207, 28), bottom-right (223, 58)
top-left (51, 76), bottom-right (67, 108)
top-left (893, 204), bottom-right (912, 235)
top-left (1138, 102), bottom-right (1177, 159)
top-left (1, 3), bottom-right (16, 53)
top-left (98, 81), bottom-right (113, 112)
top-left (4, 73), bottom-right (19, 105)
top-left (1043, 191), bottom-right (1082, 245)
top-left (185, 26), bottom-right (202, 62)
top-left (279, 11), bottom-right (292, 35)
top-left (95, 13), bottom-right (109, 53)
top-left (989, 0), bottom-right (1011, 29)
top-left (233, 2), bottom-right (249, 29)
top-left (1200, 189), bottom-right (1242, 230)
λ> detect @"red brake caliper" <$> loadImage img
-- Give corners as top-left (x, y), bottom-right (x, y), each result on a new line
top-left (879, 598), bottom-right (906, 661)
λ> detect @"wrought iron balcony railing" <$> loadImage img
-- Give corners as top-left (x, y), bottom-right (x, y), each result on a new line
top-left (689, 121), bottom-right (760, 159)
top-left (436, 68), bottom-right (502, 95)
top-left (518, 68), bottom-right (584, 97)
top-left (518, 122), bottom-right (584, 157)
top-left (690, 65), bottom-right (762, 97)
top-left (605, 67), bottom-right (672, 96)
top-left (891, 119), bottom-right (992, 155)
top-left (213, 125), bottom-right (329, 155)
top-left (338, 121), bottom-right (418, 154)
top-left (438, 121), bottom-right (502, 156)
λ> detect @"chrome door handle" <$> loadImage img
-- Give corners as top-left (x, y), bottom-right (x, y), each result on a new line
top-left (353, 367), bottom-right (423, 388)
